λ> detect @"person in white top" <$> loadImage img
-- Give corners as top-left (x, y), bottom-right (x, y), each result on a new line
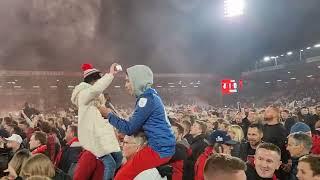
top-left (121, 132), bottom-right (167, 180)
top-left (71, 63), bottom-right (122, 180)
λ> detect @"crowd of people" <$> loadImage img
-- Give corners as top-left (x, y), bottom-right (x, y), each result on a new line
top-left (0, 63), bottom-right (319, 180)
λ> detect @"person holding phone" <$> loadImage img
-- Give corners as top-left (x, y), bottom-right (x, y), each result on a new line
top-left (99, 65), bottom-right (176, 180)
top-left (71, 63), bottom-right (122, 180)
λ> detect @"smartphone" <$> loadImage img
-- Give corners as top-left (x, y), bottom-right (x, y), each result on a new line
top-left (116, 65), bottom-right (122, 71)
top-left (237, 102), bottom-right (241, 112)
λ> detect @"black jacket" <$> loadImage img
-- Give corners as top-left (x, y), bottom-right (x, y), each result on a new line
top-left (237, 141), bottom-right (258, 162)
top-left (283, 117), bottom-right (297, 133)
top-left (57, 141), bottom-right (82, 174)
top-left (183, 134), bottom-right (208, 180)
top-left (54, 168), bottom-right (72, 180)
top-left (263, 123), bottom-right (289, 163)
top-left (189, 134), bottom-right (208, 162)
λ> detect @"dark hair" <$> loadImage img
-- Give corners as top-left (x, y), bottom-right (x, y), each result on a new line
top-left (3, 117), bottom-right (12, 125)
top-left (33, 131), bottom-right (47, 145)
top-left (248, 123), bottom-right (263, 134)
top-left (68, 125), bottom-right (78, 137)
top-left (84, 72), bottom-right (102, 84)
top-left (257, 143), bottom-right (281, 157)
top-left (204, 153), bottom-right (246, 178)
top-left (172, 123), bottom-right (184, 135)
top-left (299, 155), bottom-right (320, 176)
top-left (282, 110), bottom-right (290, 114)
top-left (39, 121), bottom-right (52, 134)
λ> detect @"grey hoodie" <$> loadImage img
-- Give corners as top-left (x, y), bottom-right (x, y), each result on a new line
top-left (127, 65), bottom-right (153, 97)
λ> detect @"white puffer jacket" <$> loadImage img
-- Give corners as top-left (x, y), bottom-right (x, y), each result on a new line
top-left (71, 74), bottom-right (120, 157)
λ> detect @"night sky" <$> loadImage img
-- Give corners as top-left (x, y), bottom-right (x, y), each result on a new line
top-left (0, 0), bottom-right (320, 76)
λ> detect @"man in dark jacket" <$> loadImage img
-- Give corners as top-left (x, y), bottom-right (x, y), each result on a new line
top-left (286, 133), bottom-right (312, 180)
top-left (238, 123), bottom-right (263, 163)
top-left (183, 121), bottom-right (208, 180)
top-left (281, 110), bottom-right (297, 133)
top-left (299, 107), bottom-right (318, 133)
top-left (55, 125), bottom-right (82, 174)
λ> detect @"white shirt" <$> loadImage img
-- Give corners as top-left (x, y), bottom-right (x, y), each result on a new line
top-left (134, 168), bottom-right (168, 180)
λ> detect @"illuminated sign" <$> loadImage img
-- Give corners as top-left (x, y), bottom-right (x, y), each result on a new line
top-left (221, 79), bottom-right (243, 95)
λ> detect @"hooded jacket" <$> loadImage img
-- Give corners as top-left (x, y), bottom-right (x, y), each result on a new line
top-left (107, 65), bottom-right (176, 158)
top-left (71, 74), bottom-right (120, 157)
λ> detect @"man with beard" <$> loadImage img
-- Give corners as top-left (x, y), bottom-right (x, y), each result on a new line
top-left (239, 123), bottom-right (263, 163)
top-left (263, 106), bottom-right (290, 179)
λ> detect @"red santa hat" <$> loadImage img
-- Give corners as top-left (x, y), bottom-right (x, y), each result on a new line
top-left (81, 63), bottom-right (101, 78)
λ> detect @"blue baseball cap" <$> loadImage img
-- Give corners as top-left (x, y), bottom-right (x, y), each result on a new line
top-left (208, 130), bottom-right (238, 145)
top-left (290, 122), bottom-right (311, 134)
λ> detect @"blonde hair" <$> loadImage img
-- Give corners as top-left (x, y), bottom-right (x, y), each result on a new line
top-left (26, 176), bottom-right (52, 180)
top-left (228, 125), bottom-right (244, 142)
top-left (20, 154), bottom-right (55, 178)
top-left (9, 149), bottom-right (31, 175)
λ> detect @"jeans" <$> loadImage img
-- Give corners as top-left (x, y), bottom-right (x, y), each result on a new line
top-left (100, 151), bottom-right (123, 180)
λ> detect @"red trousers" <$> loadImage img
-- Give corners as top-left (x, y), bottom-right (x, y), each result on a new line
top-left (115, 146), bottom-right (171, 180)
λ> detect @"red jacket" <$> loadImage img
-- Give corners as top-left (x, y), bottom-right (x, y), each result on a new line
top-left (32, 144), bottom-right (48, 155)
top-left (73, 150), bottom-right (104, 180)
top-left (47, 133), bottom-right (60, 162)
top-left (311, 134), bottom-right (320, 155)
top-left (194, 146), bottom-right (214, 180)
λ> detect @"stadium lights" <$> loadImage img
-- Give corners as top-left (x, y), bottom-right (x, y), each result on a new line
top-left (265, 81), bottom-right (271, 84)
top-left (277, 80), bottom-right (282, 82)
top-left (287, 51), bottom-right (293, 56)
top-left (114, 86), bottom-right (121, 88)
top-left (182, 85), bottom-right (187, 88)
top-left (156, 85), bottom-right (162, 88)
top-left (307, 75), bottom-right (313, 78)
top-left (306, 47), bottom-right (311, 50)
top-left (314, 44), bottom-right (320, 48)
top-left (300, 49), bottom-right (304, 52)
top-left (193, 86), bottom-right (199, 88)
top-left (280, 54), bottom-right (285, 57)
top-left (68, 85), bottom-right (75, 88)
top-left (169, 86), bottom-right (175, 88)
top-left (290, 77), bottom-right (296, 80)
top-left (224, 0), bottom-right (245, 17)
top-left (33, 86), bottom-right (40, 88)
top-left (263, 56), bottom-right (271, 62)
top-left (318, 66), bottom-right (320, 69)
top-left (288, 71), bottom-right (291, 74)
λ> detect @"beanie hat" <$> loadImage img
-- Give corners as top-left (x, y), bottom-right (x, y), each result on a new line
top-left (290, 122), bottom-right (311, 134)
top-left (82, 63), bottom-right (101, 78)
